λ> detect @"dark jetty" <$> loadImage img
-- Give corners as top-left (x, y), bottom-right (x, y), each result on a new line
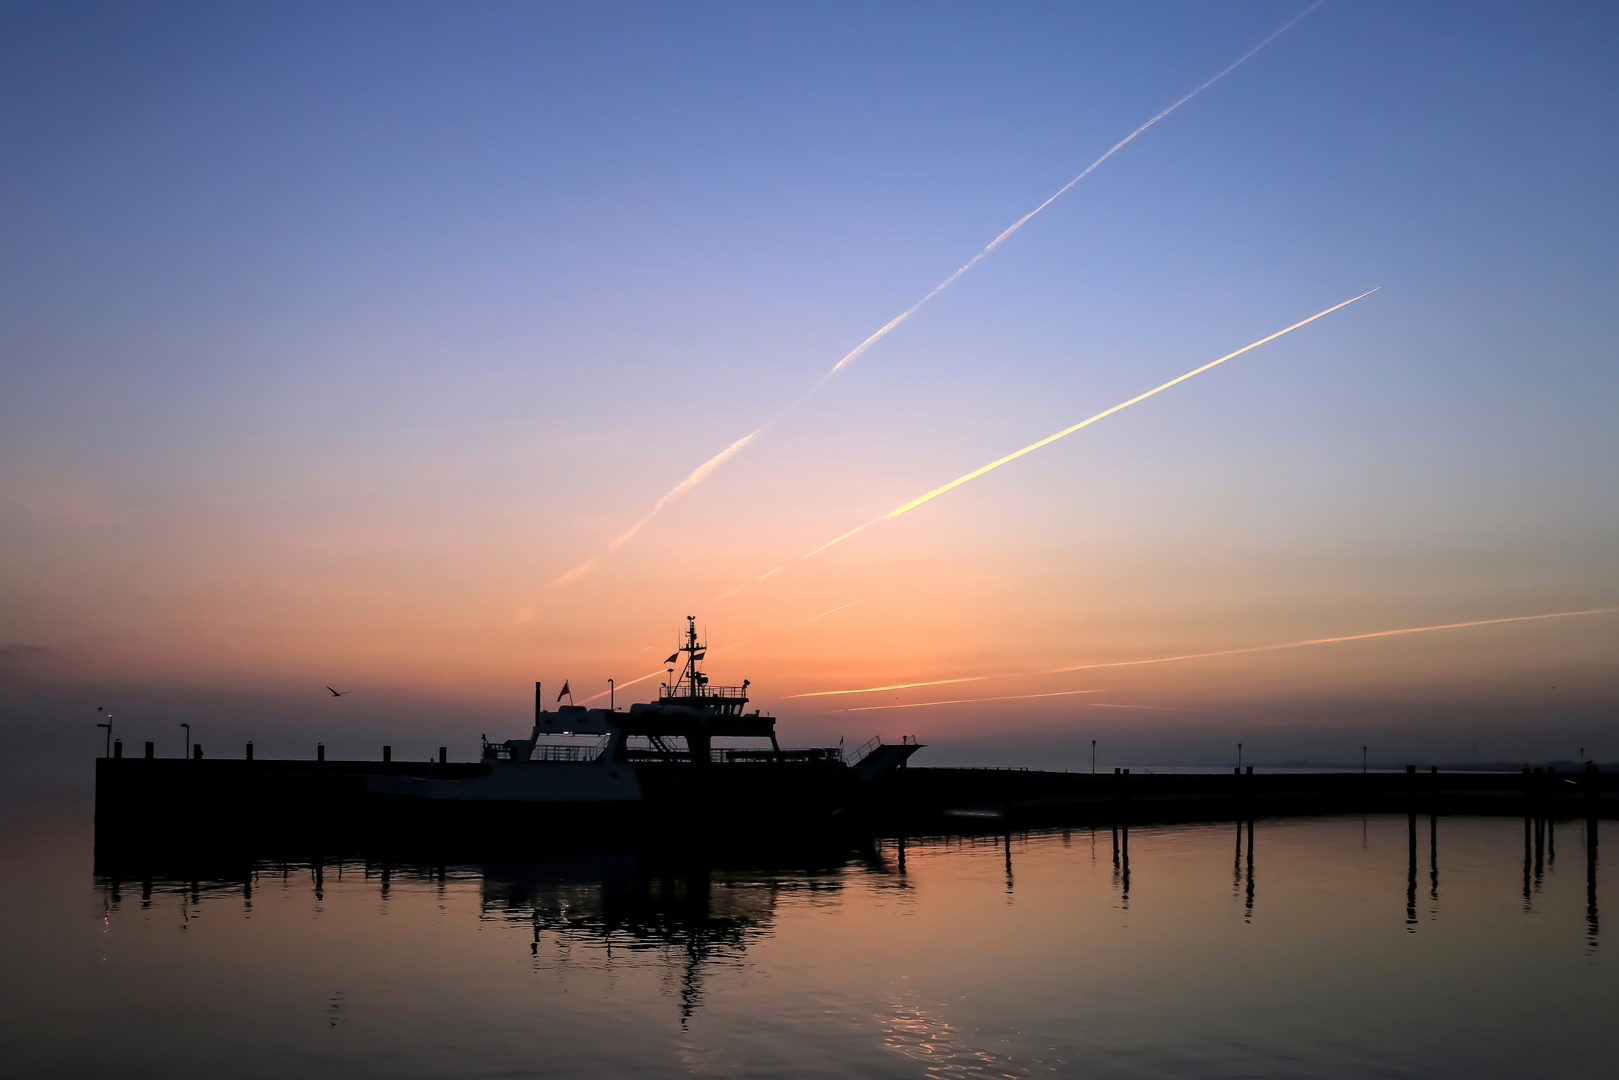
top-left (95, 753), bottom-right (1614, 864)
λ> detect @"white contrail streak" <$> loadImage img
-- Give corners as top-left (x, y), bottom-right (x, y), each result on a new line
top-left (805, 600), bottom-right (863, 624)
top-left (803, 289), bottom-right (1377, 558)
top-left (789, 607), bottom-right (1619, 698)
top-left (555, 430), bottom-right (760, 585)
top-left (554, 3), bottom-right (1323, 585)
top-left (581, 667), bottom-right (667, 704)
top-left (820, 0), bottom-right (1326, 383)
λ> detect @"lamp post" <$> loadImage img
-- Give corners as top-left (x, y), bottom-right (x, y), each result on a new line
top-left (608, 678), bottom-right (615, 712)
top-left (1091, 739), bottom-right (1096, 775)
top-left (97, 718), bottom-right (112, 758)
top-left (182, 723), bottom-right (191, 758)
top-left (1362, 745), bottom-right (1368, 774)
top-left (1238, 742), bottom-right (1243, 771)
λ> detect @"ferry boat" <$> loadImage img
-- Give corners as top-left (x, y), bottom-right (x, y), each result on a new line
top-left (366, 617), bottom-right (922, 829)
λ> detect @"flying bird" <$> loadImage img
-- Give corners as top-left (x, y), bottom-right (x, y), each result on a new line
top-left (327, 687), bottom-right (349, 697)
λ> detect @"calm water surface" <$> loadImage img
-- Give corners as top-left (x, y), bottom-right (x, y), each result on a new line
top-left (0, 814), bottom-right (1610, 1078)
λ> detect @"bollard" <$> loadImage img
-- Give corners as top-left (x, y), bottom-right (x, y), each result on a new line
top-left (383, 745), bottom-right (392, 763)
top-left (144, 741), bottom-right (153, 759)
top-left (439, 746), bottom-right (447, 764)
top-left (246, 741), bottom-right (254, 761)
top-left (1246, 765), bottom-right (1253, 775)
top-left (317, 743), bottom-right (325, 762)
top-left (113, 740), bottom-right (122, 759)
top-left (194, 745), bottom-right (203, 760)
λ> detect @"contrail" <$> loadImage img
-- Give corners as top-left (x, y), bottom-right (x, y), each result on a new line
top-left (838, 688), bottom-right (1102, 712)
top-left (580, 667), bottom-right (667, 704)
top-left (556, 430), bottom-right (760, 585)
top-left (554, 3), bottom-right (1324, 586)
top-left (819, 0), bottom-right (1325, 383)
top-left (804, 289), bottom-right (1378, 559)
top-left (790, 606), bottom-right (1619, 698)
top-left (805, 600), bottom-right (862, 623)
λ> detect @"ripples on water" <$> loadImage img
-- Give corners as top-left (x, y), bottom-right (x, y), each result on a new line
top-left (0, 815), bottom-right (1611, 1077)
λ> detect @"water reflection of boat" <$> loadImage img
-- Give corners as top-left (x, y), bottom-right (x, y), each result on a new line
top-left (482, 852), bottom-right (798, 1021)
top-left (367, 617), bottom-right (922, 829)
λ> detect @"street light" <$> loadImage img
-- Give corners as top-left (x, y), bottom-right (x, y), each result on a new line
top-left (181, 722), bottom-right (191, 758)
top-left (97, 716), bottom-right (112, 758)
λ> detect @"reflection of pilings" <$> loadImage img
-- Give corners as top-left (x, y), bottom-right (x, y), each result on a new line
top-left (1535, 813), bottom-right (1545, 888)
top-left (1120, 822), bottom-right (1130, 901)
top-left (1003, 832), bottom-right (1013, 894)
top-left (1406, 812), bottom-right (1417, 928)
top-left (1587, 815), bottom-right (1600, 947)
top-left (1243, 818), bottom-right (1254, 919)
top-left (1233, 818), bottom-right (1243, 895)
top-left (1522, 815), bottom-right (1533, 911)
top-left (1429, 813), bottom-right (1439, 912)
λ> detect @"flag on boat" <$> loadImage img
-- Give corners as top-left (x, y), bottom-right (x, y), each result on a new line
top-left (557, 681), bottom-right (570, 701)
top-left (692, 650), bottom-right (705, 660)
top-left (664, 653), bottom-right (678, 664)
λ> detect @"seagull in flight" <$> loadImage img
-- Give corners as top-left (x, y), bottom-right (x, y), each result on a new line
top-left (327, 686), bottom-right (349, 697)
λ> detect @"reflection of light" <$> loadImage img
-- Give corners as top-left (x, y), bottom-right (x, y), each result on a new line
top-left (793, 606), bottom-right (1619, 698)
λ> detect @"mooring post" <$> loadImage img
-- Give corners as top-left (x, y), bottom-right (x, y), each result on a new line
top-left (439, 746), bottom-right (447, 764)
top-left (383, 745), bottom-right (392, 763)
top-left (246, 741), bottom-right (253, 761)
top-left (317, 742), bottom-right (325, 763)
top-left (113, 739), bottom-right (122, 759)
top-left (144, 741), bottom-right (153, 760)
top-left (193, 744), bottom-right (202, 760)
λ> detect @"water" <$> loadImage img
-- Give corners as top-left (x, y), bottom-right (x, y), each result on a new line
top-left (1, 814), bottom-right (1610, 1077)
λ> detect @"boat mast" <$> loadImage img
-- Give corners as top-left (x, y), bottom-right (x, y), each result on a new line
top-left (682, 615), bottom-right (702, 697)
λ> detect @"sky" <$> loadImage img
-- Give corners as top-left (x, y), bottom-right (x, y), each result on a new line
top-left (2, 1), bottom-right (1617, 789)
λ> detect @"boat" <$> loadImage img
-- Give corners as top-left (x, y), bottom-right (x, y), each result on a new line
top-left (366, 617), bottom-right (922, 830)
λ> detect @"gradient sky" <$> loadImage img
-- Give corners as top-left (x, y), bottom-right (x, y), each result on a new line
top-left (3, 1), bottom-right (1617, 779)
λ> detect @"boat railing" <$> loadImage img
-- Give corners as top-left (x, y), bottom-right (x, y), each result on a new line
top-left (848, 736), bottom-right (883, 766)
top-left (619, 747), bottom-right (844, 764)
top-left (659, 684), bottom-right (748, 701)
top-left (529, 738), bottom-right (609, 763)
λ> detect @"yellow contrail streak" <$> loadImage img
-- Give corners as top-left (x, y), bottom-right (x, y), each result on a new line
top-left (1043, 607), bottom-right (1619, 675)
top-left (804, 289), bottom-right (1378, 558)
top-left (838, 688), bottom-right (1101, 712)
top-left (789, 606), bottom-right (1619, 698)
top-left (553, 3), bottom-right (1325, 585)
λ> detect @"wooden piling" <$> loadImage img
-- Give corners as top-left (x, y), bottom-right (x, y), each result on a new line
top-left (383, 745), bottom-right (392, 763)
